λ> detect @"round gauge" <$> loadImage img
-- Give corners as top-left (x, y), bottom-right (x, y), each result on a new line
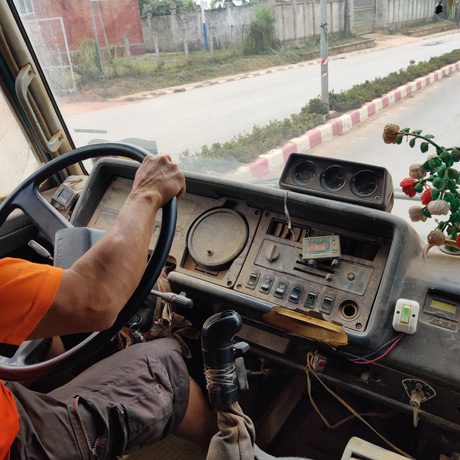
top-left (351, 170), bottom-right (378, 197)
top-left (187, 208), bottom-right (248, 271)
top-left (293, 161), bottom-right (316, 185)
top-left (320, 165), bottom-right (346, 191)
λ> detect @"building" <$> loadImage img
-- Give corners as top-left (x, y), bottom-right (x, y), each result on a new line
top-left (14, 0), bottom-right (145, 56)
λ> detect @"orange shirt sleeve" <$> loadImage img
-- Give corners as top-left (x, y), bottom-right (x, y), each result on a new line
top-left (0, 258), bottom-right (63, 346)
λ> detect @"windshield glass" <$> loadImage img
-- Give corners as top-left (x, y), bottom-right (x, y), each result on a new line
top-left (13, 0), bottom-right (460, 239)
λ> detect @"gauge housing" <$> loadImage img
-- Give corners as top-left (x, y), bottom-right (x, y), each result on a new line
top-left (279, 153), bottom-right (394, 212)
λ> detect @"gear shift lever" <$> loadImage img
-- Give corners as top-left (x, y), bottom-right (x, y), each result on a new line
top-left (201, 310), bottom-right (249, 408)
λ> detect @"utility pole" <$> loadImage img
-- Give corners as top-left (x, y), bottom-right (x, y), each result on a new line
top-left (320, 0), bottom-right (329, 109)
top-left (200, 0), bottom-right (209, 51)
top-left (89, 0), bottom-right (105, 79)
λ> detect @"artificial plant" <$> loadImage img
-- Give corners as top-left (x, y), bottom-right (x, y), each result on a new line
top-left (383, 124), bottom-right (460, 251)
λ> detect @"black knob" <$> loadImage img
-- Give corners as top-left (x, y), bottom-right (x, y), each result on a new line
top-left (201, 311), bottom-right (242, 408)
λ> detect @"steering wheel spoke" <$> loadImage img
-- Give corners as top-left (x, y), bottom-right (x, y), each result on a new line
top-left (12, 183), bottom-right (73, 244)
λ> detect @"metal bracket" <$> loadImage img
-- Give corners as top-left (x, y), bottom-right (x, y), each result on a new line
top-left (15, 64), bottom-right (64, 154)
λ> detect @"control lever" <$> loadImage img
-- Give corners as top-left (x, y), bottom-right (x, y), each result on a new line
top-left (150, 289), bottom-right (193, 309)
top-left (28, 240), bottom-right (54, 262)
top-left (201, 310), bottom-right (249, 408)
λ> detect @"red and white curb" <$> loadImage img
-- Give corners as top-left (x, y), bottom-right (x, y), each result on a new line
top-left (241, 61), bottom-right (460, 179)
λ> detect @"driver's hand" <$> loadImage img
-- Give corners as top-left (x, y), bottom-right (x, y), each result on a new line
top-left (132, 155), bottom-right (185, 207)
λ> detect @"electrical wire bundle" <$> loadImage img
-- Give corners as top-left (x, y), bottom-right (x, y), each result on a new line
top-left (341, 333), bottom-right (405, 365)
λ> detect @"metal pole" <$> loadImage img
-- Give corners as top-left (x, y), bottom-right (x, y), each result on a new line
top-left (200, 0), bottom-right (209, 51)
top-left (320, 0), bottom-right (329, 108)
top-left (89, 0), bottom-right (105, 79)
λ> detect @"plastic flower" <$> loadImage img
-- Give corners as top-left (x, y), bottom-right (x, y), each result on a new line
top-left (427, 229), bottom-right (446, 246)
top-left (409, 206), bottom-right (427, 222)
top-left (382, 124), bottom-right (401, 144)
top-left (427, 200), bottom-right (450, 215)
top-left (409, 164), bottom-right (426, 180)
top-left (400, 178), bottom-right (416, 197)
top-left (456, 234), bottom-right (460, 248)
top-left (421, 189), bottom-right (433, 205)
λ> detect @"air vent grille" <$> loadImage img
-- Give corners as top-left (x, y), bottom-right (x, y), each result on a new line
top-left (267, 219), bottom-right (309, 242)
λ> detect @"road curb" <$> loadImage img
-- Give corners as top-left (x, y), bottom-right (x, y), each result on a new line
top-left (241, 60), bottom-right (460, 179)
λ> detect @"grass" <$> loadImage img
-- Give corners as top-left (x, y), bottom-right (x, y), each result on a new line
top-left (65, 33), bottom-right (364, 101)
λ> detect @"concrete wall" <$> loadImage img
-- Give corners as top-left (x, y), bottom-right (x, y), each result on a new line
top-left (376, 0), bottom-right (435, 29)
top-left (142, 0), bottom-right (348, 53)
top-left (274, 0), bottom-right (347, 42)
top-left (141, 0), bottom-right (440, 53)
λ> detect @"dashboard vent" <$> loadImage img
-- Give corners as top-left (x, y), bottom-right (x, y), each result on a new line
top-left (267, 219), bottom-right (309, 242)
top-left (340, 236), bottom-right (379, 261)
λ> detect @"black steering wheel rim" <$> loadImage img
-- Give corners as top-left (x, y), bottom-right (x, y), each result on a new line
top-left (0, 143), bottom-right (177, 381)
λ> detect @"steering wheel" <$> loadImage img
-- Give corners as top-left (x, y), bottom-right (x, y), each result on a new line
top-left (0, 143), bottom-right (177, 381)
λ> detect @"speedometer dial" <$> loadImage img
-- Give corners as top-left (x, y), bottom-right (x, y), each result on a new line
top-left (293, 161), bottom-right (316, 185)
top-left (320, 165), bottom-right (346, 191)
top-left (351, 170), bottom-right (378, 197)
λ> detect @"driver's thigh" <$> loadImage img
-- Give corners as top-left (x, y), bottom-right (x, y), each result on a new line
top-left (8, 338), bottom-right (190, 460)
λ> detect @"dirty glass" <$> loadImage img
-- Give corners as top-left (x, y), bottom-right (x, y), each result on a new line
top-left (0, 88), bottom-right (40, 198)
top-left (12, 0), bottom-right (460, 235)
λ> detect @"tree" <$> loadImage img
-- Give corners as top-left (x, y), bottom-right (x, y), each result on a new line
top-left (139, 0), bottom-right (198, 16)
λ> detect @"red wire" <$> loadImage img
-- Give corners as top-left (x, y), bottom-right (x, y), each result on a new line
top-left (354, 335), bottom-right (405, 365)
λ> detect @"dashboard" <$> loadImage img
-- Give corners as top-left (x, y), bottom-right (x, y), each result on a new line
top-left (71, 157), bottom-right (460, 431)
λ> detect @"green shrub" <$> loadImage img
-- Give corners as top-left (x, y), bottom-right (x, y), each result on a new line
top-left (193, 111), bottom-right (323, 163)
top-left (305, 98), bottom-right (329, 115)
top-left (243, 7), bottom-right (276, 55)
top-left (72, 39), bottom-right (100, 84)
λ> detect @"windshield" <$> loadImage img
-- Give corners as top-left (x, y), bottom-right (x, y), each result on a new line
top-left (13, 0), bottom-right (460, 239)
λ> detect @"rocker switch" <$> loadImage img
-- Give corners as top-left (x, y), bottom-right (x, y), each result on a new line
top-left (246, 272), bottom-right (260, 289)
top-left (288, 286), bottom-right (303, 304)
top-left (274, 281), bottom-right (288, 298)
top-left (259, 276), bottom-right (274, 294)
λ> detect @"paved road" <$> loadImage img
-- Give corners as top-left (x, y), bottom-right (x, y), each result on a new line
top-left (66, 32), bottom-right (460, 156)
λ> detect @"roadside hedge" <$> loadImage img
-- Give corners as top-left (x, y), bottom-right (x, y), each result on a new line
top-left (189, 48), bottom-right (460, 166)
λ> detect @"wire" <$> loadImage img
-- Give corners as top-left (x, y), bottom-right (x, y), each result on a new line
top-left (305, 352), bottom-right (414, 459)
top-left (341, 334), bottom-right (404, 364)
top-left (351, 335), bottom-right (405, 365)
top-left (283, 191), bottom-right (293, 239)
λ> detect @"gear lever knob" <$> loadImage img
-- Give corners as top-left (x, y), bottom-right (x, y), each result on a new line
top-left (201, 310), bottom-right (245, 408)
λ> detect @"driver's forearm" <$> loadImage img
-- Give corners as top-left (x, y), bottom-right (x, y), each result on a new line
top-left (31, 192), bottom-right (160, 337)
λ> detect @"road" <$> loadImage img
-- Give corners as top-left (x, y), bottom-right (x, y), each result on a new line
top-left (66, 32), bottom-right (460, 156)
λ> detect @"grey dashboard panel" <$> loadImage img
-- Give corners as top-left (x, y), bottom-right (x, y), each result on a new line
top-left (72, 158), bottom-right (460, 404)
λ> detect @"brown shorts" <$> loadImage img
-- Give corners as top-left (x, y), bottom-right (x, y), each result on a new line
top-left (7, 338), bottom-right (190, 460)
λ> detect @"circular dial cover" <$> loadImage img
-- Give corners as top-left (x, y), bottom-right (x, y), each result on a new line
top-left (293, 161), bottom-right (316, 185)
top-left (187, 208), bottom-right (248, 271)
top-left (351, 170), bottom-right (378, 197)
top-left (321, 165), bottom-right (347, 191)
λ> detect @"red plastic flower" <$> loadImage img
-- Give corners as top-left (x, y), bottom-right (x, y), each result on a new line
top-left (456, 234), bottom-right (460, 248)
top-left (400, 177), bottom-right (416, 198)
top-left (421, 188), bottom-right (433, 205)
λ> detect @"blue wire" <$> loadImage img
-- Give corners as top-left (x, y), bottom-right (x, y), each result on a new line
top-left (342, 334), bottom-right (402, 363)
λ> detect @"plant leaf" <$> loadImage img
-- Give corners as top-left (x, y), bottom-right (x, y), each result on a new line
top-left (409, 138), bottom-right (416, 148)
top-left (420, 142), bottom-right (429, 153)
